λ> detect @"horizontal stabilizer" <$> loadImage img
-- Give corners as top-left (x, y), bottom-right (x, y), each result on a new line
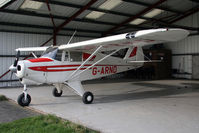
top-left (127, 60), bottom-right (162, 63)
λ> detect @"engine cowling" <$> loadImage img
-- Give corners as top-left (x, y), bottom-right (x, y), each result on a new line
top-left (15, 61), bottom-right (25, 78)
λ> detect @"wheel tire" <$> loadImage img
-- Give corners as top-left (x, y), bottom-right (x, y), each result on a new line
top-left (82, 91), bottom-right (94, 104)
top-left (17, 93), bottom-right (31, 107)
top-left (52, 88), bottom-right (63, 97)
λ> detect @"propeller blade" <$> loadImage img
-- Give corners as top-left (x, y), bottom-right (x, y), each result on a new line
top-left (10, 71), bottom-right (13, 81)
top-left (9, 71), bottom-right (14, 86)
top-left (14, 50), bottom-right (20, 67)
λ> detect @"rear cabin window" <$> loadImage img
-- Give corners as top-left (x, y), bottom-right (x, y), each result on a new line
top-left (70, 52), bottom-right (82, 62)
top-left (64, 51), bottom-right (69, 61)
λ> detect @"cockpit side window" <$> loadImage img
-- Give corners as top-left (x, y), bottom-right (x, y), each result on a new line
top-left (54, 50), bottom-right (62, 61)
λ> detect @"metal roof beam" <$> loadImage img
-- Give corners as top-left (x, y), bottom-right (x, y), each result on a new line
top-left (0, 29), bottom-right (97, 38)
top-left (27, 0), bottom-right (198, 32)
top-left (169, 5), bottom-right (199, 24)
top-left (55, 0), bottom-right (97, 34)
top-left (103, 0), bottom-right (168, 36)
top-left (142, 17), bottom-right (199, 31)
top-left (1, 9), bottom-right (197, 34)
top-left (0, 22), bottom-right (103, 33)
top-left (0, 9), bottom-right (148, 29)
top-left (32, 0), bottom-right (143, 17)
top-left (33, 0), bottom-right (184, 18)
top-left (0, 9), bottom-right (118, 26)
top-left (45, 0), bottom-right (56, 28)
top-left (122, 0), bottom-right (184, 15)
top-left (45, 0), bottom-right (57, 45)
top-left (32, 0), bottom-right (177, 26)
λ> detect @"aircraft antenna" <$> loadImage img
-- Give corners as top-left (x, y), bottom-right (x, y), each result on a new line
top-left (67, 30), bottom-right (77, 44)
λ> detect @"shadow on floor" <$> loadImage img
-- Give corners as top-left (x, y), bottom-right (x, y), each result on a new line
top-left (32, 81), bottom-right (199, 105)
top-left (94, 82), bottom-right (198, 104)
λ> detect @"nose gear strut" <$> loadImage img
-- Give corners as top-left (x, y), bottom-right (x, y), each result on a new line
top-left (17, 84), bottom-right (31, 106)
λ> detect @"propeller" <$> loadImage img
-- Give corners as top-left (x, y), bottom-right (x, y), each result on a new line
top-left (9, 50), bottom-right (20, 81)
top-left (9, 71), bottom-right (14, 86)
top-left (14, 50), bottom-right (20, 67)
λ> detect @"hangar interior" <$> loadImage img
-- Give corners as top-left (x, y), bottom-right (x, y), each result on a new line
top-left (0, 0), bottom-right (199, 87)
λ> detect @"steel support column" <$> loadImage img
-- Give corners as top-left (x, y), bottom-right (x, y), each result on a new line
top-left (45, 0), bottom-right (57, 45)
top-left (53, 30), bottom-right (57, 46)
top-left (55, 0), bottom-right (97, 35)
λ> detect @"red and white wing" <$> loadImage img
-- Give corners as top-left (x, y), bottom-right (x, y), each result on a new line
top-left (59, 28), bottom-right (189, 52)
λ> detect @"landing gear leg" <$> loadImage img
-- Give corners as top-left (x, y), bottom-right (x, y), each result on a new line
top-left (17, 84), bottom-right (31, 106)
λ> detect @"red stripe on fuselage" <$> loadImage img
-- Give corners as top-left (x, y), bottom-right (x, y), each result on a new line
top-left (28, 66), bottom-right (87, 72)
top-left (28, 58), bottom-right (53, 63)
top-left (28, 64), bottom-right (130, 72)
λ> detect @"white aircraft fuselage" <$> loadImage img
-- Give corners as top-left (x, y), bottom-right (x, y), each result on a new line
top-left (17, 52), bottom-right (143, 85)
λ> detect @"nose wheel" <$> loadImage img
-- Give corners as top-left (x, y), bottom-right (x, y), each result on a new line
top-left (17, 84), bottom-right (31, 106)
top-left (17, 93), bottom-right (31, 106)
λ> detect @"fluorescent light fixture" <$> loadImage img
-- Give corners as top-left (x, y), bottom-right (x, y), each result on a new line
top-left (85, 11), bottom-right (105, 19)
top-left (85, 0), bottom-right (122, 19)
top-left (0, 0), bottom-right (11, 7)
top-left (20, 0), bottom-right (43, 10)
top-left (99, 0), bottom-right (122, 10)
top-left (129, 18), bottom-right (146, 25)
top-left (143, 9), bottom-right (164, 18)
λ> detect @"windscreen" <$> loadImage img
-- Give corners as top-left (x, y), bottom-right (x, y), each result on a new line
top-left (41, 47), bottom-right (58, 59)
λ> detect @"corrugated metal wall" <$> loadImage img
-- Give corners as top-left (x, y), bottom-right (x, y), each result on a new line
top-left (0, 32), bottom-right (91, 87)
top-left (165, 12), bottom-right (199, 79)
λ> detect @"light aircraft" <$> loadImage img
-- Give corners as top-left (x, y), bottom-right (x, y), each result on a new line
top-left (9, 28), bottom-right (189, 106)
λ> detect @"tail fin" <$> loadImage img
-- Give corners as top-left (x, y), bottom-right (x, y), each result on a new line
top-left (123, 46), bottom-right (144, 61)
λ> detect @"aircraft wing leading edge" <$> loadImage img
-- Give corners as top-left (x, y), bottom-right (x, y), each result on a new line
top-left (16, 47), bottom-right (48, 52)
top-left (59, 28), bottom-right (189, 52)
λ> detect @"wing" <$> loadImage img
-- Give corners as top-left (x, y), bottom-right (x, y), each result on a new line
top-left (59, 28), bottom-right (189, 52)
top-left (16, 47), bottom-right (48, 52)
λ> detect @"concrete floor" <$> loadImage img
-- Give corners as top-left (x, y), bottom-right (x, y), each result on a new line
top-left (0, 101), bottom-right (40, 123)
top-left (0, 79), bottom-right (199, 133)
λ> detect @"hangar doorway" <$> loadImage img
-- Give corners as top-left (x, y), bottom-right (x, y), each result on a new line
top-left (192, 55), bottom-right (199, 79)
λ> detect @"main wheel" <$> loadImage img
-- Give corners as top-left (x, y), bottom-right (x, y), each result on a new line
top-left (17, 93), bottom-right (31, 107)
top-left (52, 88), bottom-right (63, 97)
top-left (82, 91), bottom-right (94, 104)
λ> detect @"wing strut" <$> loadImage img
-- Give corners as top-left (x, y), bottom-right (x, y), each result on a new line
top-left (70, 48), bottom-right (121, 80)
top-left (68, 46), bottom-right (102, 80)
